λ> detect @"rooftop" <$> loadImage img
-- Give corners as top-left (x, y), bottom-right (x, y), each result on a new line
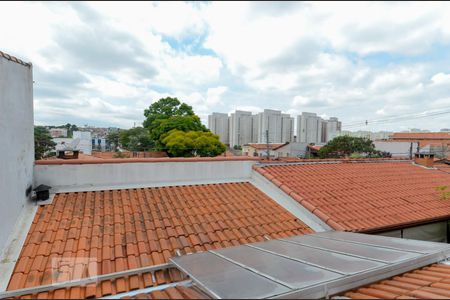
top-left (391, 132), bottom-right (450, 141)
top-left (345, 263), bottom-right (450, 299)
top-left (6, 182), bottom-right (312, 297)
top-left (255, 161), bottom-right (450, 232)
top-left (245, 143), bottom-right (287, 150)
top-left (0, 50), bottom-right (31, 67)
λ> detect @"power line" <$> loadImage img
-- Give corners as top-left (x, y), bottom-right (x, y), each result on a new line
top-left (343, 107), bottom-right (450, 129)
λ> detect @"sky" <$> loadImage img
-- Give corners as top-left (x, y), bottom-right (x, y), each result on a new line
top-left (1, 1), bottom-right (450, 132)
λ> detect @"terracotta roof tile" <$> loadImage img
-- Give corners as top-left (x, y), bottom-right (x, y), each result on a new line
top-left (0, 50), bottom-right (31, 67)
top-left (7, 182), bottom-right (312, 298)
top-left (345, 264), bottom-right (450, 299)
top-left (256, 162), bottom-right (450, 232)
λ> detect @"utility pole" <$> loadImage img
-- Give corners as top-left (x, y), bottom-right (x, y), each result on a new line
top-left (409, 142), bottom-right (413, 160)
top-left (266, 129), bottom-right (270, 160)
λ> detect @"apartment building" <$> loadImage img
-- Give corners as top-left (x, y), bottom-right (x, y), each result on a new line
top-left (229, 110), bottom-right (255, 147)
top-left (210, 109), bottom-right (294, 147)
top-left (297, 113), bottom-right (341, 144)
top-left (207, 112), bottom-right (229, 145)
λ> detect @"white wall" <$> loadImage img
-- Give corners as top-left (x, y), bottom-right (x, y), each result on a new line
top-left (73, 131), bottom-right (92, 155)
top-left (34, 160), bottom-right (258, 192)
top-left (0, 56), bottom-right (34, 255)
top-left (374, 141), bottom-right (418, 158)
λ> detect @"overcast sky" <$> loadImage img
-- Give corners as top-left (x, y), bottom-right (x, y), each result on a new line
top-left (1, 1), bottom-right (450, 131)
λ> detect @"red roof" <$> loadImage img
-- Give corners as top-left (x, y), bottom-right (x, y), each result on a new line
top-left (345, 263), bottom-right (450, 299)
top-left (246, 143), bottom-right (287, 150)
top-left (255, 161), bottom-right (450, 232)
top-left (0, 50), bottom-right (31, 67)
top-left (391, 132), bottom-right (450, 140)
top-left (122, 285), bottom-right (209, 299)
top-left (8, 182), bottom-right (312, 298)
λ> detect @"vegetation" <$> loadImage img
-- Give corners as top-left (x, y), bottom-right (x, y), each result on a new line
top-left (436, 186), bottom-right (450, 200)
top-left (143, 97), bottom-right (194, 128)
top-left (106, 131), bottom-right (120, 151)
top-left (119, 127), bottom-right (154, 152)
top-left (162, 130), bottom-right (226, 157)
top-left (34, 126), bottom-right (56, 160)
top-left (113, 151), bottom-right (127, 158)
top-left (149, 115), bottom-right (208, 148)
top-left (318, 136), bottom-right (390, 159)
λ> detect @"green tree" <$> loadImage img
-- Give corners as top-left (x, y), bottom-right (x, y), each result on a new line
top-left (318, 136), bottom-right (380, 158)
top-left (162, 130), bottom-right (226, 157)
top-left (106, 131), bottom-right (120, 151)
top-left (34, 126), bottom-right (56, 160)
top-left (150, 115), bottom-right (208, 148)
top-left (119, 127), bottom-right (154, 151)
top-left (143, 97), bottom-right (194, 129)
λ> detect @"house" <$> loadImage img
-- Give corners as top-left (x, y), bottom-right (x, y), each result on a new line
top-left (4, 50), bottom-right (450, 299)
top-left (254, 158), bottom-right (450, 242)
top-left (242, 143), bottom-right (287, 158)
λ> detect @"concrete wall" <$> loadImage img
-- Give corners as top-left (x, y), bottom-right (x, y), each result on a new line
top-left (0, 56), bottom-right (34, 255)
top-left (374, 141), bottom-right (418, 158)
top-left (34, 159), bottom-right (258, 192)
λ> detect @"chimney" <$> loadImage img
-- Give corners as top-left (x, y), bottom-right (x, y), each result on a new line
top-left (414, 153), bottom-right (435, 168)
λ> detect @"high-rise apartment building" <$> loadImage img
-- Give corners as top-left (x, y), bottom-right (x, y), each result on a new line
top-left (229, 110), bottom-right (255, 147)
top-left (326, 117), bottom-right (342, 142)
top-left (255, 109), bottom-right (294, 143)
top-left (297, 113), bottom-right (341, 144)
top-left (208, 112), bottom-right (229, 145)
top-left (297, 112), bottom-right (322, 144)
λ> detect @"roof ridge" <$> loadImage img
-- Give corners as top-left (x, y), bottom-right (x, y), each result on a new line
top-left (0, 50), bottom-right (31, 67)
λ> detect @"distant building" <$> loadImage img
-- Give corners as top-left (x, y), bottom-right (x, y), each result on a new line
top-left (297, 112), bottom-right (322, 144)
top-left (229, 110), bottom-right (255, 147)
top-left (242, 143), bottom-right (287, 158)
top-left (73, 131), bottom-right (92, 155)
top-left (49, 128), bottom-right (68, 138)
top-left (339, 130), bottom-right (393, 141)
top-left (208, 112), bottom-right (229, 145)
top-left (255, 109), bottom-right (294, 144)
top-left (325, 117), bottom-right (342, 142)
top-left (373, 141), bottom-right (418, 158)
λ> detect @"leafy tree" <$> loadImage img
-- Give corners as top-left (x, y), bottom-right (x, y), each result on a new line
top-left (143, 97), bottom-right (194, 129)
top-left (119, 127), bottom-right (154, 151)
top-left (106, 131), bottom-right (120, 152)
top-left (150, 115), bottom-right (208, 148)
top-left (34, 126), bottom-right (56, 160)
top-left (162, 130), bottom-right (226, 157)
top-left (318, 136), bottom-right (380, 158)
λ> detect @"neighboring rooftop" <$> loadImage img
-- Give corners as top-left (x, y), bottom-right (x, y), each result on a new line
top-left (7, 182), bottom-right (312, 297)
top-left (345, 263), bottom-right (450, 299)
top-left (245, 143), bottom-right (287, 150)
top-left (0, 50), bottom-right (31, 67)
top-left (391, 132), bottom-right (450, 140)
top-left (255, 161), bottom-right (450, 232)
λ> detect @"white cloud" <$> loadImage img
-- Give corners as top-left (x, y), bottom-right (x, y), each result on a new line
top-left (2, 2), bottom-right (450, 131)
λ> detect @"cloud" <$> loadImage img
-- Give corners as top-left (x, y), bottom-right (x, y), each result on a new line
top-left (2, 2), bottom-right (450, 131)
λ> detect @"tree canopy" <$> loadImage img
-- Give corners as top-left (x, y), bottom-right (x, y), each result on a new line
top-left (119, 127), bottom-right (154, 151)
top-left (150, 115), bottom-right (208, 148)
top-left (162, 130), bottom-right (226, 157)
top-left (143, 97), bottom-right (194, 129)
top-left (318, 135), bottom-right (385, 158)
top-left (34, 126), bottom-right (56, 160)
top-left (143, 97), bottom-right (208, 149)
top-left (106, 130), bottom-right (120, 151)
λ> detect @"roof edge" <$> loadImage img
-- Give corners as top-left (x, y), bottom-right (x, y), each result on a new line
top-left (35, 156), bottom-right (261, 165)
top-left (0, 51), bottom-right (31, 67)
